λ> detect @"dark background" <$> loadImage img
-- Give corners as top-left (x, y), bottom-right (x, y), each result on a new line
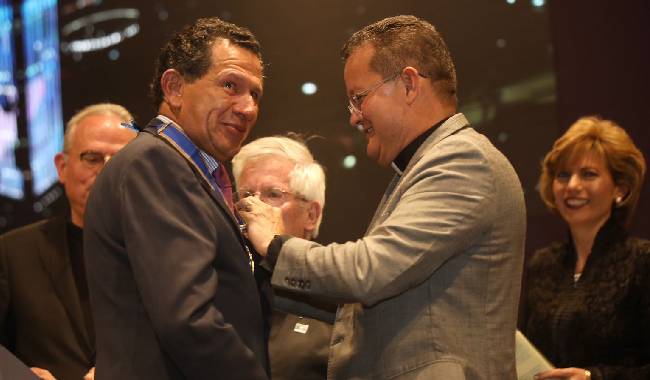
top-left (2, 0), bottom-right (649, 253)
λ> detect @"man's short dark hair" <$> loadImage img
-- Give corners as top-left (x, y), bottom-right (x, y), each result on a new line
top-left (150, 17), bottom-right (262, 109)
top-left (341, 15), bottom-right (457, 103)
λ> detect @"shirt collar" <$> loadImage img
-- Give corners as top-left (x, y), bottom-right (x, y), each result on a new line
top-left (200, 151), bottom-right (220, 174)
top-left (156, 114), bottom-right (221, 174)
top-left (391, 116), bottom-right (450, 175)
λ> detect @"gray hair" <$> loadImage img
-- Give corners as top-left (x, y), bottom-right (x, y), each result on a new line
top-left (232, 135), bottom-right (326, 238)
top-left (64, 103), bottom-right (133, 152)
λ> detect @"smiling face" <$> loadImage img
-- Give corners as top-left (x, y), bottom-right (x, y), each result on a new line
top-left (552, 151), bottom-right (625, 232)
top-left (237, 156), bottom-right (320, 239)
top-left (344, 43), bottom-right (409, 166)
top-left (170, 39), bottom-right (263, 161)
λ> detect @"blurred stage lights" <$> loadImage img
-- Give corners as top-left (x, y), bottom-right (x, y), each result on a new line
top-left (342, 155), bottom-right (357, 169)
top-left (301, 82), bottom-right (317, 95)
top-left (60, 8), bottom-right (140, 54)
top-left (60, 0), bottom-right (103, 15)
top-left (108, 49), bottom-right (119, 61)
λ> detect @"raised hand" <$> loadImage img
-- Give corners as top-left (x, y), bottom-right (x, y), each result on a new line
top-left (237, 196), bottom-right (284, 255)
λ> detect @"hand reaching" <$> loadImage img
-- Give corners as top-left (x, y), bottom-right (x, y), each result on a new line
top-left (237, 196), bottom-right (284, 255)
top-left (535, 367), bottom-right (590, 380)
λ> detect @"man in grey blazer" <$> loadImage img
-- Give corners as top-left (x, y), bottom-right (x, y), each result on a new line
top-left (239, 15), bottom-right (526, 380)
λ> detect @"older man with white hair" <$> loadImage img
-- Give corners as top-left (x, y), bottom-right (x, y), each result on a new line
top-left (233, 135), bottom-right (334, 380)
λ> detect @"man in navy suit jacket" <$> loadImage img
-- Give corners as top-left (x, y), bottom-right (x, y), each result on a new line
top-left (83, 17), bottom-right (270, 380)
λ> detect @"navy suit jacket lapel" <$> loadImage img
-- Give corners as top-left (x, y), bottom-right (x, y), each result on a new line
top-left (141, 119), bottom-right (243, 239)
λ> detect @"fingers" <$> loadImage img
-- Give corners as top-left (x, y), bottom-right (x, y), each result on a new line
top-left (236, 196), bottom-right (273, 215)
top-left (236, 195), bottom-right (262, 213)
top-left (30, 367), bottom-right (58, 380)
top-left (84, 367), bottom-right (96, 380)
top-left (236, 201), bottom-right (253, 213)
top-left (535, 367), bottom-right (586, 380)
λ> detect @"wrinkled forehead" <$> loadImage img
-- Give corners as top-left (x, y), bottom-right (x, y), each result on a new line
top-left (211, 39), bottom-right (264, 76)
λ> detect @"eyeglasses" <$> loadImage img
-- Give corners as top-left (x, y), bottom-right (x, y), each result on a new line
top-left (347, 73), bottom-right (400, 116)
top-left (347, 71), bottom-right (430, 116)
top-left (77, 150), bottom-right (111, 169)
top-left (236, 187), bottom-right (306, 207)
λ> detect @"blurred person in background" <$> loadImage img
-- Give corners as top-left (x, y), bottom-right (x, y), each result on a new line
top-left (0, 103), bottom-right (136, 380)
top-left (233, 135), bottom-right (334, 380)
top-left (520, 116), bottom-right (650, 380)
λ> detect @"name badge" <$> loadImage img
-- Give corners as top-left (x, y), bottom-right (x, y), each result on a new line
top-left (293, 322), bottom-right (309, 334)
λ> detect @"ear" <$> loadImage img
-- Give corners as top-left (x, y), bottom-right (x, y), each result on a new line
top-left (614, 184), bottom-right (630, 204)
top-left (160, 69), bottom-right (185, 109)
top-left (54, 152), bottom-right (67, 184)
top-left (303, 201), bottom-right (322, 235)
top-left (400, 66), bottom-right (421, 105)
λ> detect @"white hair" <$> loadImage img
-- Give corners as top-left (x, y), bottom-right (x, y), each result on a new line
top-left (232, 135), bottom-right (326, 238)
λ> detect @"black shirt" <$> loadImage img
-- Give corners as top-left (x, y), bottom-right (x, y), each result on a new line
top-left (66, 222), bottom-right (95, 349)
top-left (392, 116), bottom-right (450, 173)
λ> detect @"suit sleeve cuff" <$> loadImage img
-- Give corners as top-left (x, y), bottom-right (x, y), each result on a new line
top-left (260, 234), bottom-right (291, 271)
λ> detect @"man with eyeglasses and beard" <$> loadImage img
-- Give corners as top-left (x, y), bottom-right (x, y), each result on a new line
top-left (0, 103), bottom-right (136, 380)
top-left (239, 15), bottom-right (526, 380)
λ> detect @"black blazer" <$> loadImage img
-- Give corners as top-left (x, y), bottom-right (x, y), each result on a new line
top-left (0, 216), bottom-right (95, 380)
top-left (84, 122), bottom-right (269, 380)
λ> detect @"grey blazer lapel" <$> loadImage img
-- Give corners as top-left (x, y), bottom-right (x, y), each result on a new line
top-left (36, 217), bottom-right (93, 355)
top-left (368, 113), bottom-right (471, 229)
top-left (404, 113), bottom-right (470, 175)
top-left (366, 174), bottom-right (401, 234)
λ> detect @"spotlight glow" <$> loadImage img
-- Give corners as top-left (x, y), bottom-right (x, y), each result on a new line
top-left (342, 155), bottom-right (357, 169)
top-left (108, 49), bottom-right (119, 60)
top-left (301, 82), bottom-right (317, 95)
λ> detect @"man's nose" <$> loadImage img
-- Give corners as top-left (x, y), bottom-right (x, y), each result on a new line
top-left (349, 111), bottom-right (363, 128)
top-left (233, 94), bottom-right (258, 122)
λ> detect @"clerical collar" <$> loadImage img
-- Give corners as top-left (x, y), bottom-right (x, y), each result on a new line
top-left (391, 116), bottom-right (450, 175)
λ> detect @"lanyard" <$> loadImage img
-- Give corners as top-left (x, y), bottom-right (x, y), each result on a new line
top-left (149, 117), bottom-right (255, 273)
top-left (153, 117), bottom-right (219, 191)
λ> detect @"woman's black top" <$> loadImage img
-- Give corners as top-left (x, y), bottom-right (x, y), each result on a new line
top-left (522, 217), bottom-right (650, 380)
